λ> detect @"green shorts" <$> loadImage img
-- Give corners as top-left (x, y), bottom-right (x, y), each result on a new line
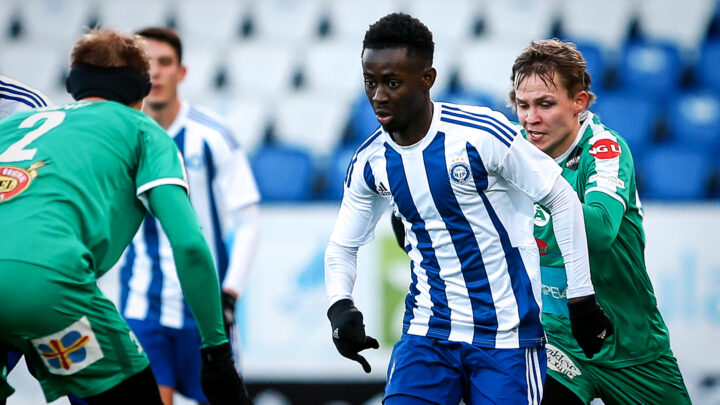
top-left (546, 343), bottom-right (691, 405)
top-left (0, 260), bottom-right (149, 402)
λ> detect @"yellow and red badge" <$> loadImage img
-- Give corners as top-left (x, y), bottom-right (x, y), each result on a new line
top-left (0, 161), bottom-right (45, 202)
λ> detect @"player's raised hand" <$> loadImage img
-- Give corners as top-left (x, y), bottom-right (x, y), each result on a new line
top-left (200, 342), bottom-right (253, 405)
top-left (568, 294), bottom-right (614, 359)
top-left (327, 299), bottom-right (379, 373)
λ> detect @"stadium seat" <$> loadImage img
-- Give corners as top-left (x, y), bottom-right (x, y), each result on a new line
top-left (299, 39), bottom-right (363, 101)
top-left (481, 0), bottom-right (558, 45)
top-left (457, 37), bottom-right (527, 103)
top-left (574, 41), bottom-right (608, 90)
top-left (640, 146), bottom-right (712, 200)
top-left (666, 91), bottom-right (720, 151)
top-left (617, 40), bottom-right (683, 97)
top-left (591, 91), bottom-right (661, 160)
top-left (179, 46), bottom-right (223, 101)
top-left (175, 0), bottom-right (246, 47)
top-left (697, 40), bottom-right (720, 92)
top-left (403, 0), bottom-right (479, 50)
top-left (96, 0), bottom-right (170, 32)
top-left (223, 97), bottom-right (270, 154)
top-left (346, 92), bottom-right (380, 147)
top-left (558, 0), bottom-right (635, 53)
top-left (251, 145), bottom-right (315, 202)
top-left (637, 0), bottom-right (716, 53)
top-left (1, 42), bottom-right (68, 96)
top-left (272, 90), bottom-right (351, 158)
top-left (249, 0), bottom-right (324, 45)
top-left (324, 145), bottom-right (358, 200)
top-left (15, 0), bottom-right (90, 46)
top-left (224, 40), bottom-right (298, 100)
top-left (326, 0), bottom-right (403, 42)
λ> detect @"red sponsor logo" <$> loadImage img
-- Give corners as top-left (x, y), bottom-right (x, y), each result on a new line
top-left (535, 238), bottom-right (548, 256)
top-left (0, 162), bottom-right (44, 202)
top-left (588, 139), bottom-right (621, 159)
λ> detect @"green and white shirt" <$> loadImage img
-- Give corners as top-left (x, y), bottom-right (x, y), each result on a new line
top-left (534, 111), bottom-right (671, 368)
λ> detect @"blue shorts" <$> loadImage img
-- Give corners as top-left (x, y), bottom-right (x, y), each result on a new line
top-left (384, 334), bottom-right (546, 405)
top-left (126, 319), bottom-right (206, 402)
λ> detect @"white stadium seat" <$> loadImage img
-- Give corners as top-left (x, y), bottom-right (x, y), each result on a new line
top-left (224, 40), bottom-right (299, 100)
top-left (1, 42), bottom-right (68, 96)
top-left (404, 0), bottom-right (480, 50)
top-left (482, 0), bottom-right (559, 45)
top-left (272, 90), bottom-right (351, 158)
top-left (16, 0), bottom-right (91, 46)
top-left (327, 0), bottom-right (404, 42)
top-left (249, 0), bottom-right (325, 45)
top-left (457, 37), bottom-right (528, 104)
top-left (96, 0), bottom-right (170, 33)
top-left (637, 0), bottom-right (717, 53)
top-left (175, 0), bottom-right (247, 47)
top-left (300, 39), bottom-right (363, 100)
top-left (223, 97), bottom-right (271, 154)
top-left (559, 0), bottom-right (637, 53)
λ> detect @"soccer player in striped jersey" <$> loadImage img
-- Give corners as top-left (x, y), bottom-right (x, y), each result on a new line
top-left (0, 74), bottom-right (51, 119)
top-left (117, 27), bottom-right (260, 405)
top-left (325, 14), bottom-right (612, 405)
top-left (510, 39), bottom-right (690, 404)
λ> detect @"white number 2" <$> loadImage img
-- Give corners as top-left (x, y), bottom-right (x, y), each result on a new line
top-left (0, 111), bottom-right (66, 162)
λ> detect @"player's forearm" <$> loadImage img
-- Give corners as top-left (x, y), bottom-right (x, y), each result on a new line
top-left (538, 177), bottom-right (594, 299)
top-left (222, 204), bottom-right (260, 298)
top-left (582, 192), bottom-right (624, 251)
top-left (147, 185), bottom-right (227, 347)
top-left (325, 241), bottom-right (359, 307)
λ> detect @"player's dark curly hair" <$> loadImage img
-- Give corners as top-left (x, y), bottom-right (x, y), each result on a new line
top-left (363, 13), bottom-right (434, 67)
top-left (509, 39), bottom-right (596, 108)
top-left (136, 26), bottom-right (183, 63)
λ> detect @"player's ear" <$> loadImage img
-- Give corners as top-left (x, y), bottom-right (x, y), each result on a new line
top-left (422, 67), bottom-right (436, 92)
top-left (573, 91), bottom-right (588, 114)
top-left (178, 64), bottom-right (187, 82)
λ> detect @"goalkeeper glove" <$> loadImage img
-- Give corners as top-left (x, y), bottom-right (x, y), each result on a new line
top-left (200, 342), bottom-right (252, 405)
top-left (568, 294), bottom-right (614, 359)
top-left (221, 291), bottom-right (237, 339)
top-left (327, 299), bottom-right (379, 373)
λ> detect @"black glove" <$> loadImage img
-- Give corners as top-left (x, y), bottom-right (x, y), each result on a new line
top-left (200, 342), bottom-right (253, 405)
top-left (568, 294), bottom-right (614, 359)
top-left (221, 291), bottom-right (237, 338)
top-left (327, 299), bottom-right (379, 373)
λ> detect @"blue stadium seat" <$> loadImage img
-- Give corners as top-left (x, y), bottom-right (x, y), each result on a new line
top-left (640, 146), bottom-right (712, 200)
top-left (697, 40), bottom-right (720, 92)
top-left (667, 91), bottom-right (720, 152)
top-left (251, 145), bottom-right (315, 202)
top-left (590, 91), bottom-right (661, 160)
top-left (618, 40), bottom-right (683, 97)
top-left (346, 93), bottom-right (380, 147)
top-left (324, 145), bottom-right (358, 200)
top-left (574, 41), bottom-right (608, 90)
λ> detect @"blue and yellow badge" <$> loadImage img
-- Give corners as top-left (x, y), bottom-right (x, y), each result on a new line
top-left (0, 161), bottom-right (44, 202)
top-left (31, 316), bottom-right (104, 375)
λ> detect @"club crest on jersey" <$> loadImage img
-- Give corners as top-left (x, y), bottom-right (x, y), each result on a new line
top-left (0, 161), bottom-right (45, 202)
top-left (589, 139), bottom-right (621, 159)
top-left (31, 316), bottom-right (104, 375)
top-left (449, 160), bottom-right (471, 184)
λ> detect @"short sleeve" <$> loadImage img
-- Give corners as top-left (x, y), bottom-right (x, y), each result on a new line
top-left (135, 121), bottom-right (189, 196)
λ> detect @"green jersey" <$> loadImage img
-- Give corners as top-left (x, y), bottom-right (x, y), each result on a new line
top-left (534, 111), bottom-right (670, 368)
top-left (0, 100), bottom-right (187, 278)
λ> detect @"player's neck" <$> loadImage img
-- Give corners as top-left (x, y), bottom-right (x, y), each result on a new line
top-left (145, 98), bottom-right (181, 130)
top-left (391, 102), bottom-right (434, 147)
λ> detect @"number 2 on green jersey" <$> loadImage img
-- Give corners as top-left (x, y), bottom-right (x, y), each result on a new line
top-left (0, 111), bottom-right (65, 163)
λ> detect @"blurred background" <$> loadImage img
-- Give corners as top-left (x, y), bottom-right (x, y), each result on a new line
top-left (2, 0), bottom-right (720, 404)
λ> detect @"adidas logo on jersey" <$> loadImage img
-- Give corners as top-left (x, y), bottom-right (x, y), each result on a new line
top-left (377, 182), bottom-right (391, 197)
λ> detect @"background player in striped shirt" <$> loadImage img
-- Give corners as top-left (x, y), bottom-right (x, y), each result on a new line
top-left (0, 28), bottom-right (249, 404)
top-left (118, 27), bottom-right (260, 405)
top-left (510, 39), bottom-right (690, 404)
top-left (0, 74), bottom-right (51, 120)
top-left (325, 13), bottom-right (612, 405)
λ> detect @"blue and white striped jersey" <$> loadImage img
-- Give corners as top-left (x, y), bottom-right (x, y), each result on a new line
top-left (330, 101), bottom-right (563, 349)
top-left (0, 75), bottom-right (51, 119)
top-left (119, 101), bottom-right (260, 329)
